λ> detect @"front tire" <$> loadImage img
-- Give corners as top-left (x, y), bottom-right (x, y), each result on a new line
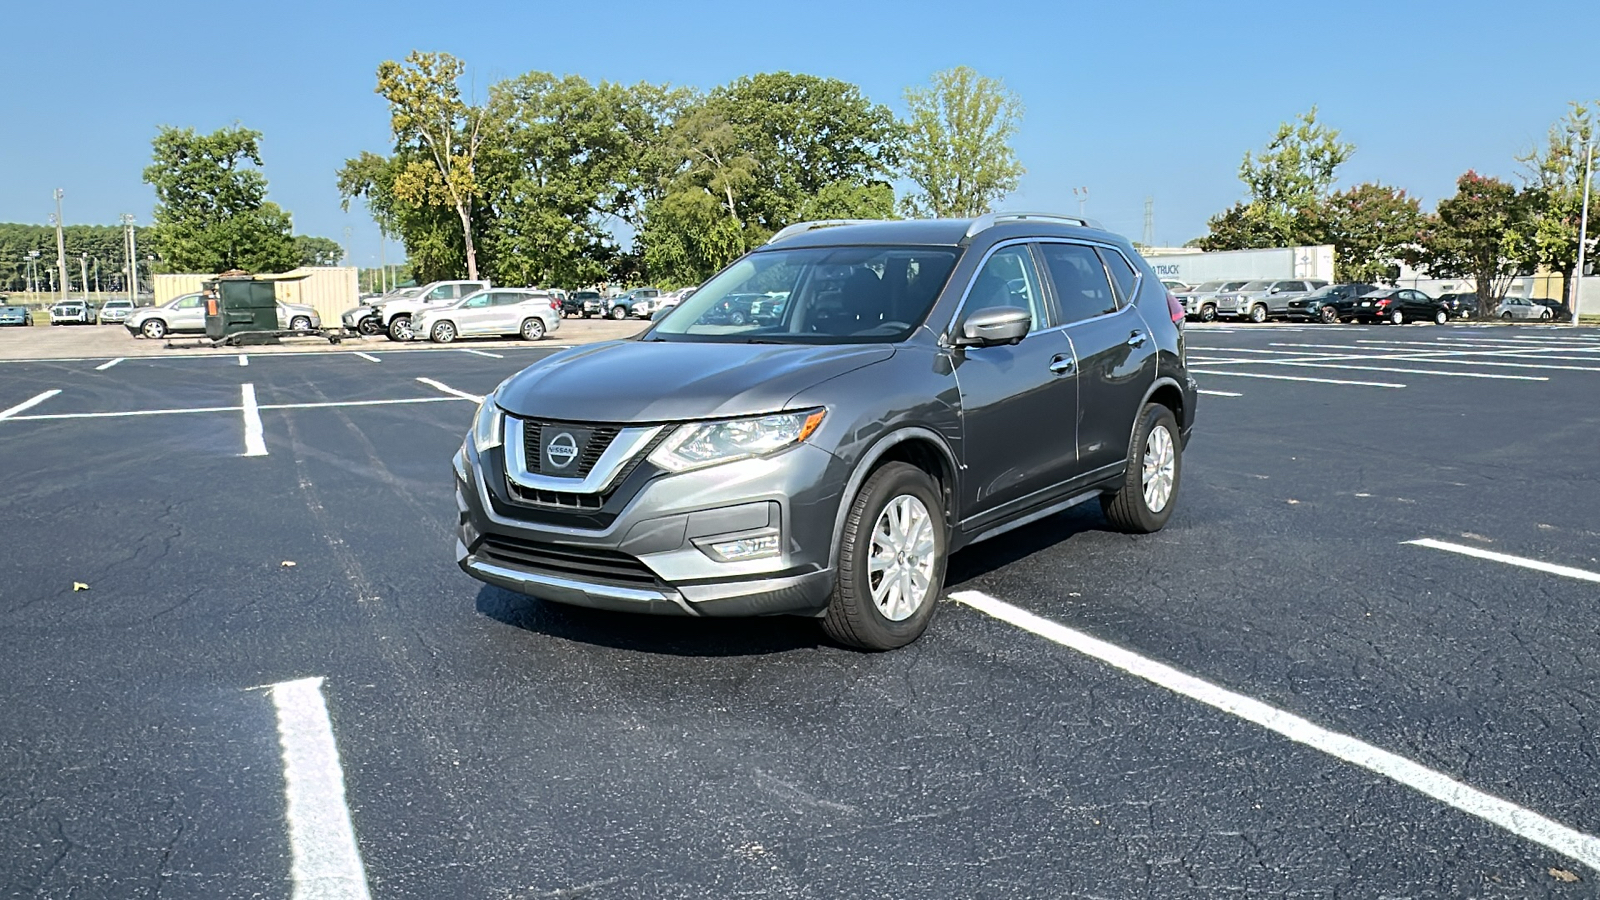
top-left (429, 321), bottom-right (456, 343)
top-left (609, 305), bottom-right (627, 320)
top-left (1198, 304), bottom-right (1217, 323)
top-left (291, 315), bottom-right (312, 331)
top-left (1101, 404), bottom-right (1182, 534)
top-left (729, 310), bottom-right (748, 326)
top-left (1540, 309), bottom-right (1552, 320)
top-left (141, 319), bottom-right (167, 339)
top-left (521, 318), bottom-right (545, 341)
top-left (823, 462), bottom-right (946, 651)
top-left (1319, 306), bottom-right (1340, 324)
top-left (1502, 312), bottom-right (1513, 320)
top-left (357, 316), bottom-right (383, 336)
top-left (387, 316), bottom-right (413, 341)
top-left (1248, 304), bottom-right (1268, 324)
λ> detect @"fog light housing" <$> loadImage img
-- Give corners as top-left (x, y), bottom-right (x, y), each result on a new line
top-left (707, 534), bottom-right (781, 562)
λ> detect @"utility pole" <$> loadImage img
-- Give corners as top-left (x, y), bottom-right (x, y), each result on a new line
top-left (121, 214), bottom-right (137, 304)
top-left (1575, 137), bottom-right (1594, 324)
top-left (53, 189), bottom-right (69, 304)
top-left (379, 236), bottom-right (388, 293)
top-left (27, 250), bottom-right (40, 293)
top-left (79, 253), bottom-right (88, 299)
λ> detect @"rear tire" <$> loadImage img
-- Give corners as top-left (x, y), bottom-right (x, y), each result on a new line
top-left (357, 316), bottom-right (383, 336)
top-left (1502, 312), bottom-right (1513, 320)
top-left (1540, 309), bottom-right (1552, 320)
top-left (1101, 404), bottom-right (1182, 534)
top-left (822, 462), bottom-right (946, 651)
top-left (1390, 309), bottom-right (1405, 325)
top-left (1433, 308), bottom-right (1449, 325)
top-left (521, 318), bottom-right (545, 341)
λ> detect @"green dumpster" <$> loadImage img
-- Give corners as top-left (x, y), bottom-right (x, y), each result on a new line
top-left (204, 277), bottom-right (281, 345)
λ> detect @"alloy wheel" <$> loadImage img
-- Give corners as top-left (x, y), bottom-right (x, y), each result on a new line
top-left (868, 495), bottom-right (937, 623)
top-left (1142, 425), bottom-right (1176, 514)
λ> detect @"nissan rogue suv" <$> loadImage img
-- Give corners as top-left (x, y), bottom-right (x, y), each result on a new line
top-left (454, 214), bottom-right (1197, 649)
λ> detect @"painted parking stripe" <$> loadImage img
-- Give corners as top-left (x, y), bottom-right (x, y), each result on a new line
top-left (95, 357), bottom-right (124, 371)
top-left (416, 377), bottom-right (484, 402)
top-left (950, 590), bottom-right (1600, 872)
top-left (268, 677), bottom-right (373, 900)
top-left (1197, 389), bottom-right (1243, 397)
top-left (459, 348), bottom-right (503, 359)
top-left (0, 390), bottom-right (62, 420)
top-left (241, 384), bottom-right (267, 457)
top-left (239, 354), bottom-right (249, 367)
top-left (354, 352), bottom-right (380, 363)
top-left (1404, 539), bottom-right (1600, 584)
top-left (1267, 361), bottom-right (1546, 381)
top-left (1189, 370), bottom-right (1405, 388)
top-left (5, 396), bottom-right (467, 422)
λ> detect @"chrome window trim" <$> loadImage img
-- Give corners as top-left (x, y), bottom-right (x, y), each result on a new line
top-left (505, 418), bottom-right (666, 494)
top-left (940, 237), bottom-right (1058, 341)
top-left (1030, 238), bottom-right (1143, 330)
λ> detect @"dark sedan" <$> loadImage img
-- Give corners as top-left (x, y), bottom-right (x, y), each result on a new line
top-left (1337, 288), bottom-right (1448, 325)
top-left (1437, 293), bottom-right (1480, 319)
top-left (1295, 283), bottom-right (1381, 323)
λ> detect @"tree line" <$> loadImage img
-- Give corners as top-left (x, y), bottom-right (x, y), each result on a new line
top-left (1196, 103), bottom-right (1598, 311)
top-left (337, 53), bottom-right (1027, 287)
top-left (0, 223), bottom-right (150, 292)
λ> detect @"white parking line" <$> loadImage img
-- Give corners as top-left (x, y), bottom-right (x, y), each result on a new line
top-left (5, 396), bottom-right (467, 422)
top-left (239, 354), bottom-right (249, 367)
top-left (241, 384), bottom-right (267, 456)
top-left (950, 590), bottom-right (1600, 872)
top-left (1267, 361), bottom-right (1546, 381)
top-left (416, 377), bottom-right (484, 402)
top-left (1197, 389), bottom-right (1243, 397)
top-left (1404, 539), bottom-right (1600, 584)
top-left (268, 677), bottom-right (373, 900)
top-left (354, 352), bottom-right (381, 363)
top-left (0, 390), bottom-right (62, 420)
top-left (95, 357), bottom-right (124, 371)
top-left (1189, 370), bottom-right (1405, 388)
top-left (459, 349), bottom-right (503, 359)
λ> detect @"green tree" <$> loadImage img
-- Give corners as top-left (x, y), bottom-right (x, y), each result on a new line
top-left (1413, 172), bottom-right (1536, 316)
top-left (294, 235), bottom-right (345, 267)
top-left (375, 51), bottom-right (489, 280)
top-left (899, 66), bottom-right (1025, 218)
top-left (1320, 183), bottom-right (1423, 283)
top-left (703, 72), bottom-right (900, 234)
top-left (1517, 101), bottom-right (1598, 306)
top-left (0, 223), bottom-right (153, 292)
top-left (1201, 107), bottom-right (1354, 249)
top-left (142, 125), bottom-right (296, 273)
top-left (640, 190), bottom-right (746, 287)
top-left (338, 149), bottom-right (468, 283)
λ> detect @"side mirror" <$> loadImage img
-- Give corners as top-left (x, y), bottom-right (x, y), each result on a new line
top-left (956, 306), bottom-right (1031, 347)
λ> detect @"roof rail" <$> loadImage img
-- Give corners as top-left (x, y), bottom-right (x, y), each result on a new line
top-left (964, 212), bottom-right (1101, 240)
top-left (766, 219), bottom-right (882, 245)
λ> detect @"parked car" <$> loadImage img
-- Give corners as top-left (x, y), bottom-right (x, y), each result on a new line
top-left (97, 298), bottom-right (137, 324)
top-left (1496, 296), bottom-right (1555, 321)
top-left (453, 213), bottom-right (1195, 650)
top-left (1437, 292), bottom-right (1480, 319)
top-left (564, 290), bottom-right (601, 317)
top-left (126, 293), bottom-right (206, 338)
top-left (365, 280), bottom-right (492, 341)
top-left (1160, 280), bottom-right (1190, 293)
top-left (0, 302), bottom-right (32, 327)
top-left (1215, 279), bottom-right (1329, 322)
top-left (275, 302), bottom-right (321, 331)
top-left (412, 289), bottom-right (561, 343)
top-left (1175, 280), bottom-right (1248, 322)
top-left (1531, 298), bottom-right (1572, 322)
top-left (748, 291), bottom-right (789, 324)
top-left (1295, 283), bottom-right (1382, 323)
top-left (608, 287), bottom-right (661, 319)
top-left (49, 300), bottom-right (96, 325)
top-left (1339, 288), bottom-right (1447, 324)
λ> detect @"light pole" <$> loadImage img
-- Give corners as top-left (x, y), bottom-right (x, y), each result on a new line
top-left (79, 253), bottom-right (88, 299)
top-left (121, 214), bottom-right (137, 304)
top-left (1073, 186), bottom-right (1089, 218)
top-left (1575, 137), bottom-right (1594, 323)
top-left (27, 250), bottom-right (40, 294)
top-left (53, 189), bottom-right (69, 304)
top-left (146, 255), bottom-right (154, 296)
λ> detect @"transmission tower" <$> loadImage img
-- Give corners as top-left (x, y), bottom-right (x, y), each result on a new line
top-left (1142, 197), bottom-right (1155, 247)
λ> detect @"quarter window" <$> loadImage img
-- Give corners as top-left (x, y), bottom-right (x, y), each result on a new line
top-left (1039, 243), bottom-right (1119, 325)
top-left (1098, 249), bottom-right (1140, 306)
top-left (963, 246), bottom-right (1047, 330)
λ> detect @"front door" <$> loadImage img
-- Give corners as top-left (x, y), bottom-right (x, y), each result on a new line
top-left (952, 244), bottom-right (1079, 525)
top-left (170, 294), bottom-right (206, 331)
top-left (452, 292), bottom-right (498, 334)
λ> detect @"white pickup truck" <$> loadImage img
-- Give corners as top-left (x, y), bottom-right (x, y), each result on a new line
top-left (343, 281), bottom-right (490, 340)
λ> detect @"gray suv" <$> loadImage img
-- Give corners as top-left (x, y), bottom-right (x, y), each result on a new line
top-left (454, 214), bottom-right (1197, 649)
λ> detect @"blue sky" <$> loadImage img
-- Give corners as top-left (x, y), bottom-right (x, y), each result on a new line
top-left (3, 0), bottom-right (1596, 270)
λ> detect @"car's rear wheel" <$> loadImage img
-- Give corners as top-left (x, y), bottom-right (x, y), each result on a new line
top-left (610, 305), bottom-right (627, 320)
top-left (1540, 309), bottom-right (1552, 320)
top-left (1319, 306), bottom-right (1339, 324)
top-left (1502, 311), bottom-right (1513, 320)
top-left (141, 319), bottom-right (167, 339)
top-left (729, 310), bottom-right (748, 326)
top-left (291, 315), bottom-right (312, 331)
top-left (1249, 304), bottom-right (1268, 324)
top-left (1390, 309), bottom-right (1405, 325)
top-left (430, 321), bottom-right (456, 343)
top-left (823, 462), bottom-right (946, 651)
top-left (1198, 304), bottom-right (1217, 323)
top-left (1101, 404), bottom-right (1181, 534)
top-left (1433, 308), bottom-right (1449, 325)
top-left (387, 316), bottom-right (412, 341)
top-left (521, 318), bottom-right (545, 341)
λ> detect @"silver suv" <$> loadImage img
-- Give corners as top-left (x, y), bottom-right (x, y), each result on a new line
top-left (1217, 279), bottom-right (1329, 322)
top-left (454, 214), bottom-right (1197, 650)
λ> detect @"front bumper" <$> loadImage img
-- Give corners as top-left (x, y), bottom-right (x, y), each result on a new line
top-left (453, 435), bottom-right (846, 617)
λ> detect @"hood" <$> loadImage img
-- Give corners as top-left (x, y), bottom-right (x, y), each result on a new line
top-left (496, 340), bottom-right (896, 423)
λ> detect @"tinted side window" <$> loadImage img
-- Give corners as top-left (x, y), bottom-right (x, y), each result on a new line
top-left (963, 246), bottom-right (1047, 330)
top-left (1097, 249), bottom-right (1138, 307)
top-left (1039, 243), bottom-right (1118, 325)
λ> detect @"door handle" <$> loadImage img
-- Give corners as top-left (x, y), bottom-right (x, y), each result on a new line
top-left (1126, 331), bottom-right (1147, 348)
top-left (1049, 355), bottom-right (1075, 375)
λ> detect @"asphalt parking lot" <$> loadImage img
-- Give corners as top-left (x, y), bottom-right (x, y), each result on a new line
top-left (2, 322), bottom-right (1598, 898)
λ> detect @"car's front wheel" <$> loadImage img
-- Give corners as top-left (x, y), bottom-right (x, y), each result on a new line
top-left (291, 316), bottom-right (312, 331)
top-left (1248, 304), bottom-right (1268, 324)
top-left (1319, 306), bottom-right (1340, 324)
top-left (387, 316), bottom-right (413, 341)
top-left (521, 318), bottom-right (545, 341)
top-left (141, 319), bottom-right (167, 339)
top-left (1540, 309), bottom-right (1552, 320)
top-left (1502, 311), bottom-right (1513, 320)
top-left (357, 316), bottom-right (383, 336)
top-left (1102, 403), bottom-right (1181, 534)
top-left (1198, 304), bottom-right (1217, 323)
top-left (430, 321), bottom-right (456, 343)
top-left (823, 462), bottom-right (946, 651)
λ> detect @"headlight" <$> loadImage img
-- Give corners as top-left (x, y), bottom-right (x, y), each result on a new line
top-left (648, 410), bottom-right (826, 473)
top-left (472, 396), bottom-right (502, 453)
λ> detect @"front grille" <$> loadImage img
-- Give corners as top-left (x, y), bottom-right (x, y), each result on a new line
top-left (519, 419), bottom-right (620, 478)
top-left (476, 535), bottom-right (662, 588)
top-left (505, 426), bottom-right (670, 513)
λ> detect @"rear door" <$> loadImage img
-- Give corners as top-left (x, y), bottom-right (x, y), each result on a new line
top-left (952, 243), bottom-right (1079, 525)
top-left (1039, 242), bottom-right (1158, 474)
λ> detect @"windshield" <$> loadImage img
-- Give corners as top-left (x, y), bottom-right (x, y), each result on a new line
top-left (1239, 280), bottom-right (1275, 291)
top-left (646, 245), bottom-right (959, 344)
top-left (1192, 281), bottom-right (1228, 292)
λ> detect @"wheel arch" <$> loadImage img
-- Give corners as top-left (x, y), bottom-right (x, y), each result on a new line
top-left (826, 427), bottom-right (960, 571)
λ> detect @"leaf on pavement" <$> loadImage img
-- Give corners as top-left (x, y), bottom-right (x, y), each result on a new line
top-left (72, 582), bottom-right (89, 592)
top-left (280, 561), bottom-right (297, 568)
top-left (1549, 868), bottom-right (1580, 883)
